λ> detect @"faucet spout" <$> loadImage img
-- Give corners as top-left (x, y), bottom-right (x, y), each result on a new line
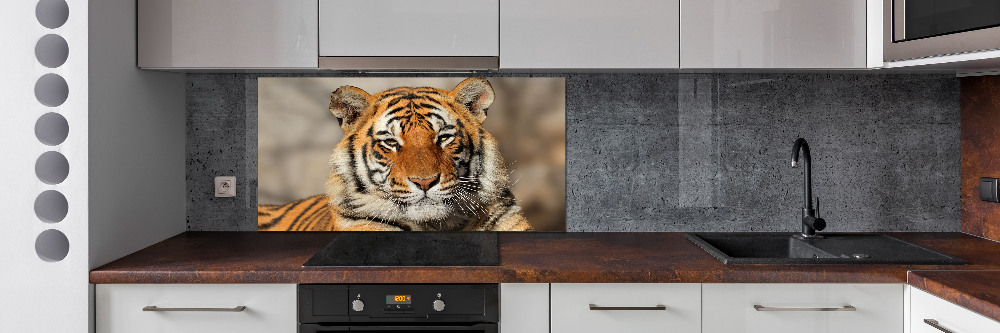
top-left (791, 138), bottom-right (825, 237)
top-left (791, 138), bottom-right (812, 210)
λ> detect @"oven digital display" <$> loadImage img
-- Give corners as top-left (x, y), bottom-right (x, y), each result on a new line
top-left (386, 295), bottom-right (412, 304)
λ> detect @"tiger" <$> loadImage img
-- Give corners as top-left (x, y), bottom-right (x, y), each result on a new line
top-left (258, 78), bottom-right (531, 231)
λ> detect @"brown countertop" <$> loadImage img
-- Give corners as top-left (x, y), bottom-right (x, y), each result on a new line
top-left (908, 270), bottom-right (1000, 323)
top-left (91, 231), bottom-right (1000, 284)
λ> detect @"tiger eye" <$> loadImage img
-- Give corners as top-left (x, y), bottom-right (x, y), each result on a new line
top-left (380, 139), bottom-right (400, 149)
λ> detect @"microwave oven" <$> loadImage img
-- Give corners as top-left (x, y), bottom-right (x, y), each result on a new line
top-left (884, 0), bottom-right (1000, 62)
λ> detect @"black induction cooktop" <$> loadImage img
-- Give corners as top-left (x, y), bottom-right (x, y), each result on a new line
top-left (303, 232), bottom-right (499, 267)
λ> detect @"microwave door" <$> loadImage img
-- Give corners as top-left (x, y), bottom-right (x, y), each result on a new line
top-left (896, 0), bottom-right (1000, 42)
top-left (884, 0), bottom-right (1000, 61)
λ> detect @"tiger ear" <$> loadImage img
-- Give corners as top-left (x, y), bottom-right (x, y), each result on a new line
top-left (330, 86), bottom-right (372, 132)
top-left (450, 78), bottom-right (494, 123)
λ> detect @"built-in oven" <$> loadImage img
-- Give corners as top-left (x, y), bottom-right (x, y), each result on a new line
top-left (884, 0), bottom-right (1000, 61)
top-left (299, 284), bottom-right (498, 333)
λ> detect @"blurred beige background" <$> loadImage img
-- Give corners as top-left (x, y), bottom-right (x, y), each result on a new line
top-left (258, 77), bottom-right (566, 231)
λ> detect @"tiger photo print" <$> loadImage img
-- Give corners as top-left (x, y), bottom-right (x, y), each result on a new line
top-left (258, 78), bottom-right (531, 231)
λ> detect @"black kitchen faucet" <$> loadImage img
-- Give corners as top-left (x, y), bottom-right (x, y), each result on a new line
top-left (791, 138), bottom-right (826, 238)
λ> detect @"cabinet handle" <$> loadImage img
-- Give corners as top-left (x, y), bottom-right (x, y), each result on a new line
top-left (924, 319), bottom-right (955, 333)
top-left (589, 304), bottom-right (666, 311)
top-left (753, 305), bottom-right (856, 312)
top-left (143, 306), bottom-right (247, 312)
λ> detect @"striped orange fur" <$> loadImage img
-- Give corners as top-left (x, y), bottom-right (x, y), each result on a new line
top-left (258, 195), bottom-right (334, 231)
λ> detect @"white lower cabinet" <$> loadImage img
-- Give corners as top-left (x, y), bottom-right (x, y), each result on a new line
top-left (95, 284), bottom-right (297, 333)
top-left (550, 283), bottom-right (702, 333)
top-left (910, 287), bottom-right (1000, 333)
top-left (702, 283), bottom-right (903, 333)
top-left (500, 283), bottom-right (549, 333)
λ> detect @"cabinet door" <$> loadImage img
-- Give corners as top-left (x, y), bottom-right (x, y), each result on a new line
top-left (500, 284), bottom-right (549, 333)
top-left (681, 0), bottom-right (868, 68)
top-left (702, 283), bottom-right (903, 333)
top-left (551, 283), bottom-right (700, 333)
top-left (319, 0), bottom-right (499, 57)
top-left (138, 0), bottom-right (318, 68)
top-left (501, 0), bottom-right (680, 69)
top-left (96, 284), bottom-right (297, 333)
top-left (911, 287), bottom-right (1000, 333)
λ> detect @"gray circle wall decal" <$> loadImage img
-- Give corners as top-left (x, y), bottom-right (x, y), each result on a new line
top-left (34, 73), bottom-right (69, 107)
top-left (35, 151), bottom-right (69, 185)
top-left (36, 0), bottom-right (69, 29)
top-left (35, 112), bottom-right (69, 146)
top-left (35, 229), bottom-right (69, 262)
top-left (35, 34), bottom-right (69, 68)
top-left (34, 190), bottom-right (68, 223)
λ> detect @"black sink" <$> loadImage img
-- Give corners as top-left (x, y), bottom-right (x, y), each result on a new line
top-left (686, 233), bottom-right (966, 265)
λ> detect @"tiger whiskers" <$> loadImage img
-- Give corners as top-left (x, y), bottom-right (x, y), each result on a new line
top-left (449, 190), bottom-right (478, 216)
top-left (456, 182), bottom-right (514, 202)
top-left (504, 166), bottom-right (521, 187)
top-left (451, 187), bottom-right (490, 219)
top-left (451, 193), bottom-right (481, 220)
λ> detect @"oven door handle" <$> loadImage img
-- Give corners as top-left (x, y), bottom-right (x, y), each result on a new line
top-left (339, 324), bottom-right (498, 332)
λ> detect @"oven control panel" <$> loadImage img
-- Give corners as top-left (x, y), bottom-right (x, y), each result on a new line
top-left (384, 294), bottom-right (414, 312)
top-left (353, 287), bottom-right (458, 315)
top-left (299, 284), bottom-right (498, 323)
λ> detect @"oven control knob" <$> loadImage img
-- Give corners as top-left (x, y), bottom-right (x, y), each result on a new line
top-left (432, 299), bottom-right (446, 312)
top-left (352, 299), bottom-right (364, 312)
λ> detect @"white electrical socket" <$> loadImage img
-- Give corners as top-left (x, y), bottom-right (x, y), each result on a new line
top-left (215, 176), bottom-right (236, 197)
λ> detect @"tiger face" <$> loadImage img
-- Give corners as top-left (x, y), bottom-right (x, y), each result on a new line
top-left (366, 92), bottom-right (467, 214)
top-left (326, 78), bottom-right (523, 231)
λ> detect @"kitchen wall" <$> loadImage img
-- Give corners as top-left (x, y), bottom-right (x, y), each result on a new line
top-left (186, 73), bottom-right (960, 232)
top-left (961, 75), bottom-right (1000, 241)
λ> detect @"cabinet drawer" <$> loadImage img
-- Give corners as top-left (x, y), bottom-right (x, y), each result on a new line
top-left (550, 283), bottom-right (701, 333)
top-left (911, 287), bottom-right (1000, 333)
top-left (702, 283), bottom-right (903, 333)
top-left (96, 284), bottom-right (296, 333)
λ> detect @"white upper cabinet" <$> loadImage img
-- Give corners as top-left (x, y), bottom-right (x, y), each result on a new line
top-left (138, 0), bottom-right (318, 69)
top-left (500, 0), bottom-right (680, 69)
top-left (681, 0), bottom-right (875, 68)
top-left (319, 0), bottom-right (499, 57)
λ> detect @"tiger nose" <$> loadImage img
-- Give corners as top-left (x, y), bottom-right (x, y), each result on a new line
top-left (408, 175), bottom-right (440, 191)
